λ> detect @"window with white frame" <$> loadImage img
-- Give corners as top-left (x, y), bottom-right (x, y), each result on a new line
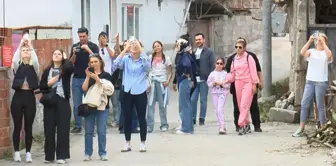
top-left (121, 5), bottom-right (140, 41)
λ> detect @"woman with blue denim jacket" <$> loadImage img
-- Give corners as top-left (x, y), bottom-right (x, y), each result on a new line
top-left (173, 38), bottom-right (197, 134)
top-left (292, 32), bottom-right (333, 137)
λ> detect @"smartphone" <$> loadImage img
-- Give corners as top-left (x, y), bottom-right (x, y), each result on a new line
top-left (51, 70), bottom-right (59, 77)
top-left (88, 67), bottom-right (94, 73)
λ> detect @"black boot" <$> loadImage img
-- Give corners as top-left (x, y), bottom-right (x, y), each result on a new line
top-left (199, 118), bottom-right (205, 126)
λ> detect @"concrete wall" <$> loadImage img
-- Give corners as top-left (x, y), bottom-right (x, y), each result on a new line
top-left (210, 9), bottom-right (263, 57)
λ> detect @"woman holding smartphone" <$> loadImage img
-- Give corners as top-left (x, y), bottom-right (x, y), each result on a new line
top-left (114, 38), bottom-right (151, 152)
top-left (39, 49), bottom-right (74, 164)
top-left (11, 33), bottom-right (39, 162)
top-left (292, 32), bottom-right (332, 137)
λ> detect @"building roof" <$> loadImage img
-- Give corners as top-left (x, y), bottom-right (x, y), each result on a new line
top-left (12, 25), bottom-right (72, 30)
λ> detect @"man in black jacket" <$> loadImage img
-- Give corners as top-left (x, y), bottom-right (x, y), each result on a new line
top-left (225, 37), bottom-right (263, 132)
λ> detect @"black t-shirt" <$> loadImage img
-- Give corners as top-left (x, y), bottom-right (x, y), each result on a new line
top-left (70, 41), bottom-right (99, 78)
top-left (88, 71), bottom-right (112, 108)
top-left (225, 51), bottom-right (261, 94)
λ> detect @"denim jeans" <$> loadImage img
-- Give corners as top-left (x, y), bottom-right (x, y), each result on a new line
top-left (300, 80), bottom-right (328, 124)
top-left (146, 81), bottom-right (169, 131)
top-left (178, 79), bottom-right (193, 133)
top-left (191, 81), bottom-right (209, 120)
top-left (111, 89), bottom-right (121, 124)
top-left (72, 78), bottom-right (85, 128)
top-left (84, 108), bottom-right (108, 156)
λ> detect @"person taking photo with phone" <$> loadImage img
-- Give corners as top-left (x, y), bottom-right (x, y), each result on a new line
top-left (69, 27), bottom-right (99, 134)
top-left (39, 49), bottom-right (74, 164)
top-left (292, 32), bottom-right (332, 137)
top-left (11, 32), bottom-right (39, 162)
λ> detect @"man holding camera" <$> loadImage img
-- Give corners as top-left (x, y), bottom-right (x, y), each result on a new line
top-left (69, 27), bottom-right (99, 134)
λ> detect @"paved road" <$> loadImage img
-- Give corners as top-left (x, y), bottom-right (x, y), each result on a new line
top-left (0, 36), bottom-right (332, 166)
top-left (0, 93), bottom-right (332, 166)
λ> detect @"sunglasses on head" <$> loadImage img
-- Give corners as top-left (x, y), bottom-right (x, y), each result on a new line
top-left (235, 46), bottom-right (243, 49)
top-left (216, 62), bottom-right (223, 65)
top-left (101, 48), bottom-right (105, 55)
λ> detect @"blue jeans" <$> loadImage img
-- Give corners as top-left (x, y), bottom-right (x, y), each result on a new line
top-left (111, 89), bottom-right (121, 124)
top-left (84, 108), bottom-right (108, 156)
top-left (300, 80), bottom-right (328, 124)
top-left (146, 81), bottom-right (169, 131)
top-left (178, 79), bottom-right (193, 133)
top-left (72, 78), bottom-right (85, 128)
top-left (191, 81), bottom-right (209, 120)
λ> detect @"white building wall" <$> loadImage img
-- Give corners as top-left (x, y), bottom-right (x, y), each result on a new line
top-left (0, 0), bottom-right (72, 27)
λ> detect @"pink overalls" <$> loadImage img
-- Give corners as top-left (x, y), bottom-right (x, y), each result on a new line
top-left (226, 52), bottom-right (259, 127)
top-left (207, 70), bottom-right (230, 129)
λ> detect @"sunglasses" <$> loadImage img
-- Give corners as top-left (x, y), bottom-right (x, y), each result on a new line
top-left (216, 62), bottom-right (223, 65)
top-left (235, 46), bottom-right (243, 49)
top-left (101, 48), bottom-right (105, 55)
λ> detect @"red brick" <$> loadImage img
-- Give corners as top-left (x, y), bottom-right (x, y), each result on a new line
top-left (0, 128), bottom-right (9, 138)
top-left (0, 108), bottom-right (9, 118)
top-left (0, 118), bottom-right (9, 128)
top-left (0, 137), bottom-right (10, 147)
top-left (0, 90), bottom-right (8, 98)
top-left (0, 147), bottom-right (10, 158)
top-left (0, 71), bottom-right (7, 79)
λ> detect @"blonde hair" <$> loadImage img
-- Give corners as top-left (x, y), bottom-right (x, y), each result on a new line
top-left (319, 33), bottom-right (328, 44)
top-left (19, 44), bottom-right (33, 65)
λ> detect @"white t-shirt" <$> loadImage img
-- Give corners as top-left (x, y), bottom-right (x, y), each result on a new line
top-left (306, 49), bottom-right (331, 82)
top-left (99, 47), bottom-right (113, 75)
top-left (149, 55), bottom-right (172, 76)
top-left (195, 47), bottom-right (203, 60)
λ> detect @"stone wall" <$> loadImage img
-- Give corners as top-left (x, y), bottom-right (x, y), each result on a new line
top-left (210, 9), bottom-right (262, 57)
top-left (0, 68), bottom-right (11, 158)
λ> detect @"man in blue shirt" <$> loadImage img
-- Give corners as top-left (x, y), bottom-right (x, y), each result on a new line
top-left (69, 27), bottom-right (99, 134)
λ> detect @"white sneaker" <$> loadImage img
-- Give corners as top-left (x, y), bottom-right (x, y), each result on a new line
top-left (83, 155), bottom-right (91, 161)
top-left (25, 152), bottom-right (32, 163)
top-left (121, 143), bottom-right (132, 152)
top-left (100, 155), bottom-right (108, 161)
top-left (176, 130), bottom-right (191, 135)
top-left (161, 127), bottom-right (168, 132)
top-left (57, 159), bottom-right (66, 164)
top-left (175, 125), bottom-right (182, 131)
top-left (13, 151), bottom-right (21, 162)
top-left (139, 143), bottom-right (147, 152)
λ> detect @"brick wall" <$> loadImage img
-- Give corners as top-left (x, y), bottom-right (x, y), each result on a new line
top-left (0, 68), bottom-right (10, 158)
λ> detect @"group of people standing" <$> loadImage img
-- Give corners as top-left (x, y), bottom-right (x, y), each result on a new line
top-left (10, 27), bottom-right (267, 164)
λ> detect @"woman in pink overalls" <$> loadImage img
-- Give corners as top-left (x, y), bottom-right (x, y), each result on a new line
top-left (225, 40), bottom-right (259, 135)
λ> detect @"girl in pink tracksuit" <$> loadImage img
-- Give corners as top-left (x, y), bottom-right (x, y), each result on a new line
top-left (225, 40), bottom-right (259, 135)
top-left (207, 57), bottom-right (230, 134)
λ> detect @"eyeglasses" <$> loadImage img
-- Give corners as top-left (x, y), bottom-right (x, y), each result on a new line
top-left (235, 46), bottom-right (243, 49)
top-left (101, 48), bottom-right (105, 55)
top-left (216, 62), bottom-right (223, 65)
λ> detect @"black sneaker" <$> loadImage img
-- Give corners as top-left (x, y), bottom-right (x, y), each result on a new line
top-left (235, 127), bottom-right (239, 132)
top-left (244, 125), bottom-right (251, 134)
top-left (238, 127), bottom-right (244, 135)
top-left (199, 118), bottom-right (205, 126)
top-left (193, 119), bottom-right (196, 125)
top-left (254, 128), bottom-right (263, 132)
top-left (70, 127), bottom-right (82, 134)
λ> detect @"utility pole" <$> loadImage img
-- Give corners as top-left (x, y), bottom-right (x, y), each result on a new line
top-left (2, 0), bottom-right (5, 27)
top-left (262, 0), bottom-right (272, 97)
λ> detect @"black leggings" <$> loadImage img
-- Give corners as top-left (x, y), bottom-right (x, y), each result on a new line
top-left (121, 91), bottom-right (147, 141)
top-left (11, 90), bottom-right (36, 152)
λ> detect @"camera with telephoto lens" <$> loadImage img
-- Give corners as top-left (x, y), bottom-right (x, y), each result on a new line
top-left (74, 46), bottom-right (82, 53)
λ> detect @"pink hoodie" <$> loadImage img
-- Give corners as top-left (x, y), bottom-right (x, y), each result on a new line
top-left (226, 51), bottom-right (259, 84)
